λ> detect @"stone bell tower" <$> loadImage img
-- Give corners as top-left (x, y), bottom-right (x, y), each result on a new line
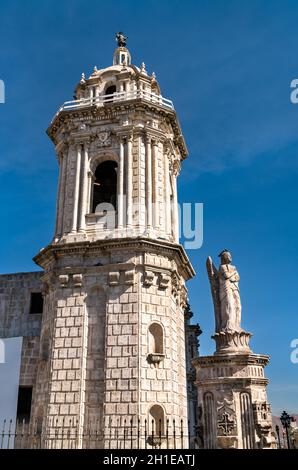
top-left (31, 34), bottom-right (195, 448)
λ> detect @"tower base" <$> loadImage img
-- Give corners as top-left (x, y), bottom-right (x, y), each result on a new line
top-left (193, 352), bottom-right (276, 449)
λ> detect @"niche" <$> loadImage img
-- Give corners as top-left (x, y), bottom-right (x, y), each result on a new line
top-left (147, 323), bottom-right (165, 366)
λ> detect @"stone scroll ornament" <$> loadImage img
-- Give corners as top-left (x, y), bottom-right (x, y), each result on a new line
top-left (206, 250), bottom-right (251, 353)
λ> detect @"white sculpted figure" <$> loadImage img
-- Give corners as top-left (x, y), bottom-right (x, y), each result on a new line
top-left (206, 250), bottom-right (242, 333)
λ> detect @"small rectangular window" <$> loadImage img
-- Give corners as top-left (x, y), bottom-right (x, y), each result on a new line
top-left (29, 292), bottom-right (43, 314)
top-left (16, 386), bottom-right (33, 423)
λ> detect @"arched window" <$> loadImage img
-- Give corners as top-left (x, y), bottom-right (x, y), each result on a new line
top-left (148, 323), bottom-right (164, 354)
top-left (92, 161), bottom-right (117, 213)
top-left (105, 85), bottom-right (116, 101)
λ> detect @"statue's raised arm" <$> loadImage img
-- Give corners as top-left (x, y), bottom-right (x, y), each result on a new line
top-left (206, 256), bottom-right (221, 333)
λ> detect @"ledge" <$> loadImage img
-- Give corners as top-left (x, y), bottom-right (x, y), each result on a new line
top-left (33, 236), bottom-right (196, 280)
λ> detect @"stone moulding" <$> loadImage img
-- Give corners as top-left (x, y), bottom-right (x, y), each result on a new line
top-left (159, 273), bottom-right (170, 289)
top-left (147, 435), bottom-right (166, 447)
top-left (147, 353), bottom-right (165, 366)
top-left (124, 269), bottom-right (135, 285)
top-left (73, 273), bottom-right (83, 287)
top-left (143, 270), bottom-right (155, 287)
top-left (108, 271), bottom-right (120, 286)
top-left (33, 237), bottom-right (195, 281)
top-left (212, 330), bottom-right (252, 355)
top-left (192, 353), bottom-right (270, 368)
top-left (47, 101), bottom-right (188, 160)
top-left (58, 274), bottom-right (69, 288)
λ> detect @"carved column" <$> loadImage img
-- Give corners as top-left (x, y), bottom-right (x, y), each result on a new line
top-left (137, 131), bottom-right (146, 231)
top-left (152, 139), bottom-right (159, 230)
top-left (71, 144), bottom-right (82, 233)
top-left (59, 148), bottom-right (68, 236)
top-left (87, 170), bottom-right (94, 214)
top-left (126, 133), bottom-right (133, 228)
top-left (117, 136), bottom-right (125, 228)
top-left (164, 150), bottom-right (172, 238)
top-left (78, 142), bottom-right (89, 232)
top-left (171, 160), bottom-right (179, 242)
top-left (55, 150), bottom-right (65, 238)
top-left (146, 134), bottom-right (152, 229)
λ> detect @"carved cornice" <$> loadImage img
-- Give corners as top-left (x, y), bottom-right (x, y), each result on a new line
top-left (193, 353), bottom-right (270, 368)
top-left (33, 237), bottom-right (195, 280)
top-left (195, 377), bottom-right (270, 388)
top-left (47, 101), bottom-right (188, 158)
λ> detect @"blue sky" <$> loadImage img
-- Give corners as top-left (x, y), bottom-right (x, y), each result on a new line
top-left (0, 0), bottom-right (297, 415)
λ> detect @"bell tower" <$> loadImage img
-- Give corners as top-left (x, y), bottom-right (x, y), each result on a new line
top-left (31, 35), bottom-right (195, 449)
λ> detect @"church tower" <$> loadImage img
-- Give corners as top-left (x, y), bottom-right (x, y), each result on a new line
top-left (31, 34), bottom-right (195, 448)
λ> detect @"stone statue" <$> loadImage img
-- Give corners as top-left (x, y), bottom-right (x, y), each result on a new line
top-left (115, 32), bottom-right (128, 47)
top-left (206, 250), bottom-right (242, 334)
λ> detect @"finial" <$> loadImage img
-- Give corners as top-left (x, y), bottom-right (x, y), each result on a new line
top-left (116, 32), bottom-right (128, 47)
top-left (93, 66), bottom-right (98, 73)
top-left (151, 72), bottom-right (156, 81)
top-left (140, 62), bottom-right (147, 74)
top-left (80, 73), bottom-right (86, 84)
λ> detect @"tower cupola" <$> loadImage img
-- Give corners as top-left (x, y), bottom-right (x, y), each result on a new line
top-left (47, 33), bottom-right (187, 245)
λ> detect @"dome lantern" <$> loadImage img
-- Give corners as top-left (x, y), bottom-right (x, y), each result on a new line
top-left (113, 32), bottom-right (131, 66)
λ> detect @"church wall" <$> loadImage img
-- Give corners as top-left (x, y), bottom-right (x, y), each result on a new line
top-left (0, 272), bottom-right (43, 434)
top-left (138, 254), bottom-right (188, 445)
top-left (0, 272), bottom-right (43, 338)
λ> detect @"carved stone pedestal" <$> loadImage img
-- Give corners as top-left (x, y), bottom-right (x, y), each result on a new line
top-left (212, 330), bottom-right (252, 355)
top-left (192, 352), bottom-right (275, 449)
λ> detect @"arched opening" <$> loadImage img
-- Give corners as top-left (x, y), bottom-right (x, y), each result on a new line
top-left (148, 405), bottom-right (165, 436)
top-left (92, 160), bottom-right (117, 213)
top-left (148, 323), bottom-right (164, 354)
top-left (104, 85), bottom-right (116, 101)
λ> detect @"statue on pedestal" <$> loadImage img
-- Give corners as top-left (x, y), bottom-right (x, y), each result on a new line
top-left (115, 32), bottom-right (128, 47)
top-left (206, 250), bottom-right (251, 354)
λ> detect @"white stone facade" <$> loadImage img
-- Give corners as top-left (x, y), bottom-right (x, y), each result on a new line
top-left (17, 44), bottom-right (195, 448)
top-left (193, 353), bottom-right (275, 449)
top-left (0, 40), bottom-right (274, 451)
